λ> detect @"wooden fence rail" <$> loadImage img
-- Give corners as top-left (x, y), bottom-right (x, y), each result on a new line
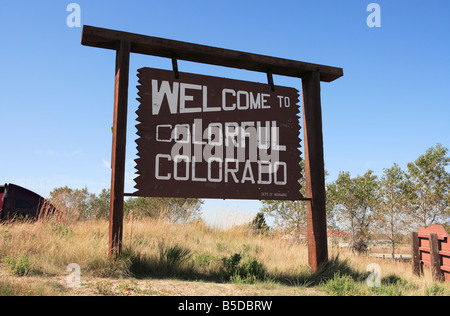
top-left (411, 225), bottom-right (450, 282)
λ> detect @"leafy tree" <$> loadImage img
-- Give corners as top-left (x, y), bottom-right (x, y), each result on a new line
top-left (124, 197), bottom-right (203, 223)
top-left (327, 170), bottom-right (379, 253)
top-left (49, 186), bottom-right (203, 223)
top-left (260, 162), bottom-right (307, 235)
top-left (261, 200), bottom-right (307, 233)
top-left (49, 186), bottom-right (93, 220)
top-left (327, 172), bottom-right (358, 250)
top-left (249, 212), bottom-right (269, 233)
top-left (406, 144), bottom-right (450, 228)
top-left (374, 164), bottom-right (411, 260)
top-left (49, 187), bottom-right (110, 220)
top-left (89, 188), bottom-right (110, 219)
top-left (261, 162), bottom-right (335, 237)
top-left (354, 170), bottom-right (379, 249)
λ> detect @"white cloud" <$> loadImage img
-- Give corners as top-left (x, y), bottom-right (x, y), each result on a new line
top-left (102, 159), bottom-right (111, 169)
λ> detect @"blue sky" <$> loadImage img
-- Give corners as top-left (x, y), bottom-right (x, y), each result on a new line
top-left (1, 1), bottom-right (449, 222)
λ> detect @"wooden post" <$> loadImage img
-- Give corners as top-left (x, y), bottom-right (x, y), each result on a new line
top-left (109, 40), bottom-right (130, 259)
top-left (411, 232), bottom-right (421, 277)
top-left (302, 71), bottom-right (328, 272)
top-left (429, 233), bottom-right (444, 282)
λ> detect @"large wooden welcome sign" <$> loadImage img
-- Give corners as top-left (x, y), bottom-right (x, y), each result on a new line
top-left (81, 25), bottom-right (343, 272)
top-left (135, 68), bottom-right (302, 200)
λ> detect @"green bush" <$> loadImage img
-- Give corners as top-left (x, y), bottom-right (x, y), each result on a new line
top-left (369, 274), bottom-right (417, 296)
top-left (220, 253), bottom-right (267, 284)
top-left (194, 253), bottom-right (217, 268)
top-left (159, 243), bottom-right (192, 271)
top-left (232, 257), bottom-right (267, 284)
top-left (321, 273), bottom-right (362, 296)
top-left (220, 253), bottom-right (241, 280)
top-left (4, 252), bottom-right (35, 276)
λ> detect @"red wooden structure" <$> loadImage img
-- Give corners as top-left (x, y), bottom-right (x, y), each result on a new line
top-left (412, 225), bottom-right (450, 282)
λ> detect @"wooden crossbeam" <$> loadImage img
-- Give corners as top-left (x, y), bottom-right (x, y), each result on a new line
top-left (81, 25), bottom-right (343, 83)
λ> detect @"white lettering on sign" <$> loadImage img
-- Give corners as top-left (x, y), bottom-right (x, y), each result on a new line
top-left (153, 120), bottom-right (287, 185)
top-left (135, 67), bottom-right (303, 200)
top-left (154, 154), bottom-right (287, 185)
top-left (158, 120), bottom-right (285, 155)
top-left (152, 80), bottom-right (179, 115)
top-left (180, 83), bottom-right (202, 114)
top-left (151, 80), bottom-right (282, 115)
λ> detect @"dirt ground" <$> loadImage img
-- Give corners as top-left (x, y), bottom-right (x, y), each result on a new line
top-left (0, 269), bottom-right (323, 296)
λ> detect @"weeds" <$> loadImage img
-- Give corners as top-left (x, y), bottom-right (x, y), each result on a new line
top-left (158, 242), bottom-right (192, 271)
top-left (94, 280), bottom-right (115, 296)
top-left (321, 273), bottom-right (362, 296)
top-left (220, 253), bottom-right (267, 284)
top-left (321, 271), bottom-right (419, 296)
top-left (3, 252), bottom-right (37, 277)
top-left (49, 222), bottom-right (73, 238)
top-left (193, 253), bottom-right (218, 270)
top-left (0, 279), bottom-right (62, 296)
top-left (220, 253), bottom-right (242, 280)
top-left (1, 218), bottom-right (449, 296)
top-left (425, 283), bottom-right (450, 296)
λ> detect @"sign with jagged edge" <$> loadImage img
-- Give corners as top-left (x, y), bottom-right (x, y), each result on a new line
top-left (134, 68), bottom-right (303, 200)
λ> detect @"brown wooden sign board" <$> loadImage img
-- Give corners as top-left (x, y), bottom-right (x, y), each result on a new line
top-left (81, 25), bottom-right (343, 272)
top-left (135, 68), bottom-right (303, 201)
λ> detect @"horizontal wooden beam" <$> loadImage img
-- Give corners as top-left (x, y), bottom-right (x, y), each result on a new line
top-left (81, 25), bottom-right (343, 82)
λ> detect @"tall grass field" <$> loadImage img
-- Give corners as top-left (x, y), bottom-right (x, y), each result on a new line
top-left (0, 214), bottom-right (449, 296)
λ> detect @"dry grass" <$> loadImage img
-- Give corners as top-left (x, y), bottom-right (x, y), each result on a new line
top-left (0, 214), bottom-right (449, 296)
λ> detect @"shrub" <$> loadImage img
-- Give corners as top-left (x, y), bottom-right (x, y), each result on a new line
top-left (308, 256), bottom-right (363, 286)
top-left (249, 212), bottom-right (269, 234)
top-left (232, 257), bottom-right (267, 284)
top-left (194, 253), bottom-right (217, 268)
top-left (321, 273), bottom-right (362, 296)
top-left (220, 253), bottom-right (242, 281)
top-left (220, 253), bottom-right (267, 284)
top-left (159, 243), bottom-right (192, 271)
top-left (4, 252), bottom-right (36, 276)
top-left (369, 274), bottom-right (417, 296)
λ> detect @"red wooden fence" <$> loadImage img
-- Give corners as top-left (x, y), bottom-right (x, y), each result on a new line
top-left (411, 225), bottom-right (450, 282)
